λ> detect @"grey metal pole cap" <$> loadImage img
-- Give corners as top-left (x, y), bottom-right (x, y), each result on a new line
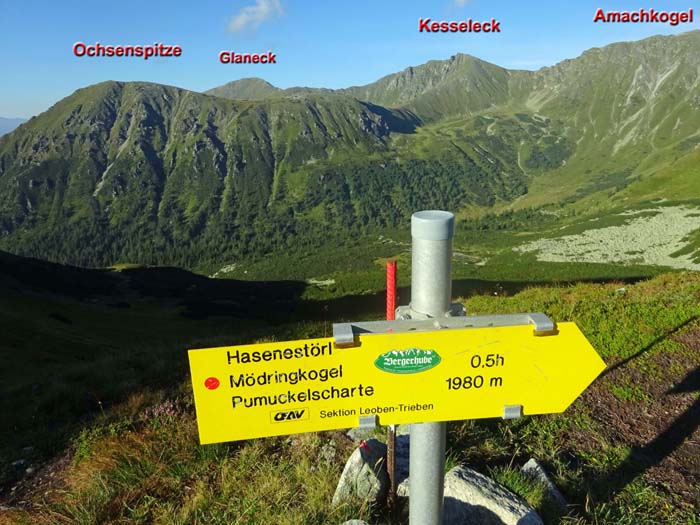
top-left (411, 210), bottom-right (455, 240)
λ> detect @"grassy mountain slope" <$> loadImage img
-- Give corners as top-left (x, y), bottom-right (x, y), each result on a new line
top-left (0, 248), bottom-right (320, 491)
top-left (340, 54), bottom-right (513, 122)
top-left (207, 54), bottom-right (513, 123)
top-left (205, 77), bottom-right (283, 100)
top-left (507, 30), bottom-right (700, 211)
top-left (0, 82), bottom-right (428, 266)
top-left (208, 32), bottom-right (700, 212)
top-left (205, 77), bottom-right (334, 100)
top-left (2, 32), bottom-right (700, 270)
top-left (1, 253), bottom-right (699, 524)
top-left (0, 79), bottom-right (526, 268)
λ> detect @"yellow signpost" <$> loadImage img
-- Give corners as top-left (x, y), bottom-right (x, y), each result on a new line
top-left (188, 322), bottom-right (605, 445)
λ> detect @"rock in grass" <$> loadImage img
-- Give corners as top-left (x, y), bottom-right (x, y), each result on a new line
top-left (332, 439), bottom-right (389, 508)
top-left (397, 467), bottom-right (543, 525)
top-left (442, 467), bottom-right (543, 525)
top-left (396, 477), bottom-right (409, 498)
top-left (338, 521), bottom-right (369, 525)
top-left (521, 458), bottom-right (567, 509)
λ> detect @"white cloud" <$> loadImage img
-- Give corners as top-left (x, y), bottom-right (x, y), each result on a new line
top-left (453, 0), bottom-right (471, 6)
top-left (228, 0), bottom-right (284, 33)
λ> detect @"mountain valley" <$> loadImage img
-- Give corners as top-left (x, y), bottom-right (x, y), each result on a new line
top-left (1, 31), bottom-right (700, 275)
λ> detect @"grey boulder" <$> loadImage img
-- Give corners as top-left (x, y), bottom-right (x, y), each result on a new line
top-left (332, 439), bottom-right (389, 508)
top-left (398, 466), bottom-right (543, 525)
top-left (442, 467), bottom-right (543, 525)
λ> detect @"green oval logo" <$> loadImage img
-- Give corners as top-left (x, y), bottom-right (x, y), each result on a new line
top-left (374, 348), bottom-right (441, 374)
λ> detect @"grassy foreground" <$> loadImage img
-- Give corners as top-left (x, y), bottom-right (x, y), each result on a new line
top-left (3, 271), bottom-right (700, 524)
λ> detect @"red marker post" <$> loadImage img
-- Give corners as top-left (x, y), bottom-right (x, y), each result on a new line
top-left (386, 260), bottom-right (397, 510)
top-left (386, 260), bottom-right (397, 321)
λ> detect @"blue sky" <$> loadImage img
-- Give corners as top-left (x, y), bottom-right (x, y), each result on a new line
top-left (1, 0), bottom-right (697, 117)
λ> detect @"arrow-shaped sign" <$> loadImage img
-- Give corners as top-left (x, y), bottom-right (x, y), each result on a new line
top-left (188, 322), bottom-right (605, 444)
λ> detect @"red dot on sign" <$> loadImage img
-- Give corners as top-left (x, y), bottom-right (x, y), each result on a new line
top-left (204, 377), bottom-right (220, 390)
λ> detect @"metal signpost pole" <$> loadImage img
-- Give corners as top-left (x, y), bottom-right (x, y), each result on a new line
top-left (407, 210), bottom-right (455, 525)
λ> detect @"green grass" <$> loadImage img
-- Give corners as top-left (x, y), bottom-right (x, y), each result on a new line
top-left (0, 256), bottom-right (342, 489)
top-left (0, 290), bottom-right (269, 488)
top-left (4, 264), bottom-right (700, 523)
top-left (443, 272), bottom-right (700, 524)
top-left (611, 384), bottom-right (650, 403)
top-left (4, 390), bottom-right (369, 525)
top-left (488, 465), bottom-right (565, 523)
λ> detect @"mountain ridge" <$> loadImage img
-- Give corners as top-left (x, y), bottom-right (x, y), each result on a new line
top-left (205, 31), bottom-right (700, 119)
top-left (1, 31), bottom-right (699, 269)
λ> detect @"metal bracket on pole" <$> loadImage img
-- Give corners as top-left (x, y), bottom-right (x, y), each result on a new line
top-left (332, 312), bottom-right (558, 344)
top-left (503, 405), bottom-right (523, 420)
top-left (528, 313), bottom-right (558, 336)
top-left (332, 323), bottom-right (356, 348)
top-left (358, 415), bottom-right (378, 429)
